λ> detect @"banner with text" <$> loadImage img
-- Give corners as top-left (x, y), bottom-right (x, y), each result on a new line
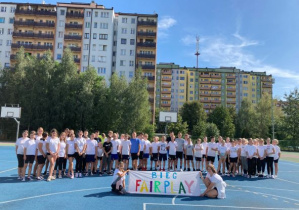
top-left (128, 171), bottom-right (201, 196)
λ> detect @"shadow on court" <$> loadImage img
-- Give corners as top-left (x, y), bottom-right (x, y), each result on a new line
top-left (0, 176), bottom-right (25, 184)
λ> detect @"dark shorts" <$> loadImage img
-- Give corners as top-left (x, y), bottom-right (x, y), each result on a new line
top-left (159, 153), bottom-right (167, 161)
top-left (274, 158), bottom-right (279, 163)
top-left (169, 155), bottom-right (176, 160)
top-left (17, 154), bottom-right (24, 168)
top-left (131, 153), bottom-right (138, 160)
top-left (143, 153), bottom-right (149, 159)
top-left (202, 154), bottom-right (207, 159)
top-left (195, 157), bottom-right (202, 161)
top-left (97, 156), bottom-right (103, 161)
top-left (207, 156), bottom-right (215, 162)
top-left (230, 157), bottom-right (238, 163)
top-left (111, 154), bottom-right (119, 161)
top-left (25, 155), bottom-right (35, 164)
top-left (47, 153), bottom-right (51, 156)
top-left (122, 155), bottom-right (129, 160)
top-left (151, 153), bottom-right (158, 161)
top-left (139, 151), bottom-right (144, 160)
top-left (217, 155), bottom-right (220, 161)
top-left (186, 155), bottom-right (193, 160)
top-left (86, 155), bottom-right (95, 162)
top-left (118, 152), bottom-right (122, 162)
top-left (37, 155), bottom-right (46, 164)
top-left (68, 154), bottom-right (75, 158)
top-left (176, 151), bottom-right (183, 159)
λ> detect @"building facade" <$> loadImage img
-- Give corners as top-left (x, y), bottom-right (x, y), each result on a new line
top-left (156, 63), bottom-right (273, 113)
top-left (0, 1), bottom-right (157, 121)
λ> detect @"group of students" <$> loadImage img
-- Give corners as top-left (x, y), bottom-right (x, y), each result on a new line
top-left (15, 127), bottom-right (281, 182)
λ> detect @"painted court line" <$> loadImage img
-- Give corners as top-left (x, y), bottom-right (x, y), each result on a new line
top-left (280, 162), bottom-right (299, 167)
top-left (0, 167), bottom-right (17, 174)
top-left (228, 185), bottom-right (299, 192)
top-left (276, 178), bottom-right (299, 185)
top-left (143, 203), bottom-right (297, 210)
top-left (0, 187), bottom-right (110, 204)
top-left (172, 195), bottom-right (178, 205)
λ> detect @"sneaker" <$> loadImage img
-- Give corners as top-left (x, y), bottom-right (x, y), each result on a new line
top-left (179, 169), bottom-right (183, 172)
top-left (47, 176), bottom-right (51, 182)
top-left (232, 174), bottom-right (235, 177)
top-left (99, 173), bottom-right (102, 177)
top-left (51, 176), bottom-right (56, 180)
top-left (17, 176), bottom-right (22, 180)
top-left (36, 177), bottom-right (42, 181)
top-left (183, 168), bottom-right (186, 171)
top-left (85, 173), bottom-right (89, 176)
top-left (266, 175), bottom-right (270, 178)
top-left (58, 175), bottom-right (62, 179)
top-left (163, 168), bottom-right (165, 171)
top-left (75, 173), bottom-right (79, 178)
top-left (39, 176), bottom-right (44, 180)
top-left (27, 176), bottom-right (33, 181)
top-left (91, 172), bottom-right (93, 176)
top-left (21, 178), bottom-right (26, 182)
top-left (71, 175), bottom-right (74, 179)
top-left (67, 174), bottom-right (71, 178)
top-left (79, 173), bottom-right (82, 178)
top-left (271, 175), bottom-right (275, 179)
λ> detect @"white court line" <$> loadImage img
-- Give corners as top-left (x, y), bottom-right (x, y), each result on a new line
top-left (143, 203), bottom-right (297, 210)
top-left (228, 185), bottom-right (299, 192)
top-left (0, 160), bottom-right (17, 162)
top-left (276, 178), bottom-right (299, 185)
top-left (0, 167), bottom-right (17, 174)
top-left (280, 162), bottom-right (299, 167)
top-left (172, 195), bottom-right (178, 205)
top-left (0, 187), bottom-right (110, 204)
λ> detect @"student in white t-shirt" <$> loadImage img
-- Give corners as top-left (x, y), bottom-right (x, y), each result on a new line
top-left (97, 142), bottom-right (104, 176)
top-left (54, 132), bottom-right (67, 179)
top-left (16, 130), bottom-right (29, 180)
top-left (257, 138), bottom-right (266, 177)
top-left (120, 134), bottom-right (131, 171)
top-left (142, 134), bottom-right (151, 171)
top-left (167, 136), bottom-right (177, 171)
top-left (150, 136), bottom-right (159, 170)
top-left (111, 133), bottom-right (121, 172)
top-left (228, 140), bottom-right (238, 177)
top-left (201, 137), bottom-right (208, 172)
top-left (206, 137), bottom-right (218, 167)
top-left (111, 162), bottom-right (129, 194)
top-left (194, 139), bottom-right (203, 171)
top-left (74, 130), bottom-right (86, 178)
top-left (217, 140), bottom-right (227, 175)
top-left (46, 129), bottom-right (60, 182)
top-left (245, 138), bottom-right (258, 178)
top-left (272, 139), bottom-right (281, 178)
top-left (225, 137), bottom-right (232, 173)
top-left (66, 132), bottom-right (76, 179)
top-left (33, 127), bottom-right (44, 178)
top-left (36, 132), bottom-right (48, 181)
top-left (158, 136), bottom-right (168, 171)
top-left (240, 139), bottom-right (248, 176)
top-left (265, 138), bottom-right (276, 178)
top-left (23, 131), bottom-right (37, 181)
top-left (85, 133), bottom-right (98, 176)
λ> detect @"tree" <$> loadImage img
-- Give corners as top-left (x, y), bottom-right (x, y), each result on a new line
top-left (180, 101), bottom-right (207, 133)
top-left (205, 123), bottom-right (219, 138)
top-left (254, 93), bottom-right (272, 138)
top-left (236, 99), bottom-right (256, 138)
top-left (167, 115), bottom-right (188, 135)
top-left (192, 121), bottom-right (206, 139)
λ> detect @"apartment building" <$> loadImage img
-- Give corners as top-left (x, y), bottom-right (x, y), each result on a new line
top-left (0, 1), bottom-right (157, 121)
top-left (156, 63), bottom-right (273, 113)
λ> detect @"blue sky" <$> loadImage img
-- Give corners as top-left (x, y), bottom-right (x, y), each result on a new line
top-left (8, 0), bottom-right (299, 98)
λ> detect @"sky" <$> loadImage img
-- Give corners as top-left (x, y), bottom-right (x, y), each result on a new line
top-left (7, 0), bottom-right (299, 98)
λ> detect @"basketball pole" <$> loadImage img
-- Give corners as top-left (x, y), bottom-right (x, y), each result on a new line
top-left (13, 118), bottom-right (20, 141)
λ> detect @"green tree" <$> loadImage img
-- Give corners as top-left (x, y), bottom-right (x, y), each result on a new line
top-left (192, 121), bottom-right (206, 139)
top-left (167, 115), bottom-right (188, 135)
top-left (254, 93), bottom-right (272, 138)
top-left (205, 122), bottom-right (219, 138)
top-left (236, 99), bottom-right (256, 138)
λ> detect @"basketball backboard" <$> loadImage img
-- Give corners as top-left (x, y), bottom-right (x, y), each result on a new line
top-left (159, 111), bottom-right (177, 123)
top-left (1, 106), bottom-right (21, 118)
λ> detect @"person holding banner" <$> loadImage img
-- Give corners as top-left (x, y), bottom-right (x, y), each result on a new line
top-left (199, 164), bottom-right (226, 199)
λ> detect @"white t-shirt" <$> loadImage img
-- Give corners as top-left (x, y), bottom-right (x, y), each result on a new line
top-left (229, 146), bottom-right (238, 158)
top-left (67, 140), bottom-right (75, 155)
top-left (111, 140), bottom-right (120, 154)
top-left (121, 140), bottom-right (131, 155)
top-left (86, 139), bottom-right (97, 155)
top-left (168, 141), bottom-right (177, 155)
top-left (158, 142), bottom-right (168, 154)
top-left (266, 144), bottom-right (275, 157)
top-left (75, 137), bottom-right (85, 153)
top-left (226, 142), bottom-right (232, 150)
top-left (207, 173), bottom-right (226, 199)
top-left (16, 137), bottom-right (29, 154)
top-left (144, 140), bottom-right (151, 154)
top-left (47, 137), bottom-right (60, 153)
top-left (140, 139), bottom-right (145, 152)
top-left (274, 145), bottom-right (281, 160)
top-left (245, 145), bottom-right (257, 158)
top-left (37, 139), bottom-right (47, 156)
top-left (58, 141), bottom-right (66, 157)
top-left (207, 142), bottom-right (217, 157)
top-left (97, 147), bottom-right (103, 157)
top-left (35, 135), bottom-right (42, 150)
top-left (24, 139), bottom-right (37, 155)
top-left (194, 144), bottom-right (203, 157)
top-left (240, 144), bottom-right (247, 157)
top-left (151, 142), bottom-right (159, 153)
top-left (201, 142), bottom-right (208, 155)
top-left (218, 145), bottom-right (227, 157)
top-left (257, 145), bottom-right (266, 158)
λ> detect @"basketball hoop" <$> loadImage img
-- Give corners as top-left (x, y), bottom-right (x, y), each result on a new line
top-left (1, 104), bottom-right (21, 141)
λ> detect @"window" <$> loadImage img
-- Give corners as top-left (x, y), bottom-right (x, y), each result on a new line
top-left (57, 54), bottom-right (62, 60)
top-left (98, 56), bottom-right (106, 63)
top-left (1, 7), bottom-right (6, 12)
top-left (131, 18), bottom-right (135, 24)
top-left (86, 11), bottom-right (91, 17)
top-left (59, 20), bottom-right (64, 27)
top-left (180, 89), bottom-right (184, 93)
top-left (84, 33), bottom-right (89, 39)
top-left (131, 28), bottom-right (135, 34)
top-left (252, 88), bottom-right (255, 92)
top-left (121, 38), bottom-right (127, 44)
top-left (190, 78), bottom-right (193, 82)
top-left (121, 28), bottom-right (127, 34)
top-left (82, 67), bottom-right (87, 72)
top-left (58, 31), bottom-right (63, 38)
top-left (57, 42), bottom-right (63, 49)
top-left (4, 63), bottom-right (9, 67)
top-left (122, 17), bottom-right (127, 23)
top-left (6, 40), bottom-right (11, 46)
top-left (243, 81), bottom-right (248, 84)
top-left (83, 44), bottom-right (89, 50)
top-left (130, 50), bottom-right (134, 56)
top-left (243, 87), bottom-right (248, 90)
top-left (129, 60), bottom-right (134, 66)
top-left (120, 60), bottom-right (125, 66)
top-left (252, 94), bottom-right (255, 97)
top-left (190, 91), bottom-right (193, 94)
top-left (60, 10), bottom-right (65, 15)
top-left (94, 22), bottom-right (97, 28)
top-left (0, 18), bottom-right (4, 23)
top-left (0, 39), bottom-right (2, 45)
top-left (100, 23), bottom-right (108, 29)
top-left (180, 77), bottom-right (185, 80)
top-left (5, 51), bottom-right (10, 58)
top-left (98, 67), bottom-right (106, 74)
top-left (91, 55), bottom-right (95, 62)
top-left (95, 11), bottom-right (98, 17)
top-left (129, 71), bottom-right (134, 78)
top-left (92, 44), bottom-right (96, 51)
top-left (9, 18), bottom-right (14, 24)
top-left (99, 44), bottom-right (107, 51)
top-left (180, 83), bottom-right (184, 87)
top-left (190, 97), bottom-right (193, 100)
top-left (7, 29), bottom-right (13, 35)
top-left (10, 7), bottom-right (15, 13)
top-left (244, 93), bottom-right (248, 97)
top-left (243, 75), bottom-right (248, 78)
top-left (121, 49), bottom-right (126, 55)
top-left (93, 33), bottom-right (97, 39)
top-left (83, 55), bottom-right (88, 61)
top-left (99, 34), bottom-right (108, 40)
top-left (130, 39), bottom-right (135, 45)
top-left (101, 12), bottom-right (109, 18)
top-left (85, 22), bottom-right (91, 28)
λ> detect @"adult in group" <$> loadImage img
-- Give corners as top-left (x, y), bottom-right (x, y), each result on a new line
top-left (130, 132), bottom-right (140, 170)
top-left (199, 164), bottom-right (227, 199)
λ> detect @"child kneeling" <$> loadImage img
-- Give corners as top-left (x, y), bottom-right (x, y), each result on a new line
top-left (111, 162), bottom-right (129, 194)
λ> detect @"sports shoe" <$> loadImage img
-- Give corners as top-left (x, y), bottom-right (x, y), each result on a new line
top-left (53, 175), bottom-right (56, 179)
top-left (99, 173), bottom-right (102, 177)
top-left (85, 173), bottom-right (89, 176)
top-left (36, 177), bottom-right (42, 181)
top-left (75, 173), bottom-right (79, 178)
top-left (163, 168), bottom-right (165, 171)
top-left (18, 176), bottom-right (22, 179)
top-left (58, 175), bottom-right (62, 179)
top-left (91, 172), bottom-right (93, 176)
top-left (51, 176), bottom-right (56, 180)
top-left (21, 178), bottom-right (26, 182)
top-left (47, 176), bottom-right (51, 182)
top-left (79, 173), bottom-right (82, 178)
top-left (27, 176), bottom-right (33, 181)
top-left (71, 175), bottom-right (74, 179)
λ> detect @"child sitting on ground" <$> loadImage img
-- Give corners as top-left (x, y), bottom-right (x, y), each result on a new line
top-left (111, 162), bottom-right (129, 194)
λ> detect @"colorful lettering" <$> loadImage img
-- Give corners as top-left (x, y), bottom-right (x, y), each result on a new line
top-left (140, 181), bottom-right (149, 192)
top-left (150, 181), bottom-right (153, 192)
top-left (154, 181), bottom-right (161, 192)
top-left (171, 181), bottom-right (177, 194)
top-left (184, 180), bottom-right (194, 193)
top-left (164, 181), bottom-right (170, 193)
top-left (166, 172), bottom-right (170, 179)
top-left (173, 172), bottom-right (177, 179)
top-left (152, 172), bottom-right (157, 179)
top-left (136, 180), bottom-right (141, 192)
top-left (179, 182), bottom-right (186, 194)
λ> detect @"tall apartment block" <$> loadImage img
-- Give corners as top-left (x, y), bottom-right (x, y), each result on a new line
top-left (156, 63), bottom-right (273, 113)
top-left (0, 1), bottom-right (157, 121)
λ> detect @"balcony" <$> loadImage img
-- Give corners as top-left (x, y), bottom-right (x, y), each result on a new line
top-left (211, 100), bottom-right (221, 104)
top-left (137, 31), bottom-right (157, 37)
top-left (66, 12), bottom-right (84, 18)
top-left (210, 105), bottom-right (217, 109)
top-left (200, 93), bottom-right (211, 96)
top-left (138, 20), bottom-right (157, 26)
top-left (14, 20), bottom-right (55, 27)
top-left (136, 53), bottom-right (155, 59)
top-left (200, 99), bottom-right (211, 103)
top-left (161, 90), bottom-right (171, 94)
top-left (211, 81), bottom-right (221, 84)
top-left (13, 32), bottom-right (54, 39)
top-left (10, 54), bottom-right (17, 60)
top-left (227, 88), bottom-right (236, 92)
top-left (15, 9), bottom-right (57, 16)
top-left (162, 77), bottom-right (171, 81)
top-left (140, 65), bottom-right (155, 70)
top-left (227, 82), bottom-right (236, 85)
top-left (65, 46), bottom-right (81, 52)
top-left (142, 76), bottom-right (155, 81)
top-left (200, 74), bottom-right (210, 78)
top-left (262, 77), bottom-right (272, 82)
top-left (226, 75), bottom-right (236, 79)
top-left (211, 93), bottom-right (221, 97)
top-left (161, 103), bottom-right (171, 107)
top-left (162, 96), bottom-right (171, 100)
top-left (200, 86), bottom-right (211, 90)
top-left (200, 80), bottom-right (211, 84)
top-left (137, 42), bottom-right (156, 48)
top-left (11, 43), bottom-right (53, 50)
top-left (162, 71), bottom-right (172, 75)
top-left (262, 83), bottom-right (272, 88)
top-left (65, 23), bottom-right (83, 29)
top-left (211, 87), bottom-right (221, 91)
top-left (227, 94), bottom-right (236, 98)
top-left (162, 83), bottom-right (171, 88)
top-left (64, 35), bottom-right (82, 40)
top-left (74, 58), bottom-right (80, 63)
top-left (227, 101), bottom-right (236, 104)
top-left (211, 74), bottom-right (221, 78)
top-left (147, 87), bottom-right (155, 92)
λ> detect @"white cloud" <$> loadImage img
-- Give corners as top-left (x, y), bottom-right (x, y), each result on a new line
top-left (158, 16), bottom-right (177, 30)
